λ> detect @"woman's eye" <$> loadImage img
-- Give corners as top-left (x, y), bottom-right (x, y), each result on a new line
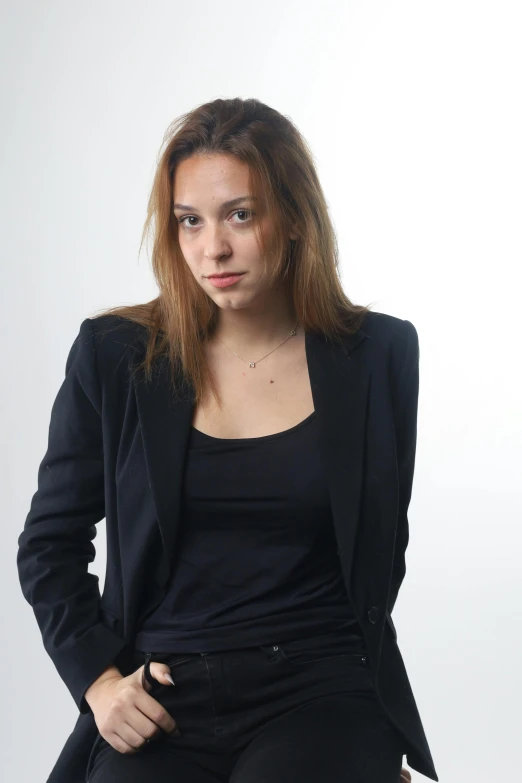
top-left (177, 209), bottom-right (253, 229)
top-left (177, 215), bottom-right (199, 227)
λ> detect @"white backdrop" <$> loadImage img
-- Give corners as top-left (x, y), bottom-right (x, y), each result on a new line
top-left (2, 1), bottom-right (521, 781)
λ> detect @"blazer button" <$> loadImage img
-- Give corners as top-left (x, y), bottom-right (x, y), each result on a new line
top-left (367, 606), bottom-right (380, 624)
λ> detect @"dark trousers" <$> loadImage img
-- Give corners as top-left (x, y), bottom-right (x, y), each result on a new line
top-left (86, 635), bottom-right (405, 783)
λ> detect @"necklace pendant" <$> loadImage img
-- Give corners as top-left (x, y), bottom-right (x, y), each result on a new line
top-left (249, 362), bottom-right (256, 368)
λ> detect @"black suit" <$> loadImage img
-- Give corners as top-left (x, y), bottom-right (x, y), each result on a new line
top-left (17, 310), bottom-right (439, 782)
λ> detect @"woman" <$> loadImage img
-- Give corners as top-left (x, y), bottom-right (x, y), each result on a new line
top-left (17, 98), bottom-right (438, 783)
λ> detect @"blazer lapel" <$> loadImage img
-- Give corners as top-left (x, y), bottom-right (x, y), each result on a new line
top-left (304, 328), bottom-right (370, 598)
top-left (133, 353), bottom-right (194, 587)
top-left (133, 326), bottom-right (370, 596)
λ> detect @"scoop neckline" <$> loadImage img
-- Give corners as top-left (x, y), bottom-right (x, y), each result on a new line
top-left (191, 410), bottom-right (316, 443)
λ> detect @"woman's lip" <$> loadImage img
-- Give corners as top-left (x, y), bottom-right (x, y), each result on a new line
top-left (207, 273), bottom-right (245, 288)
top-left (207, 273), bottom-right (245, 278)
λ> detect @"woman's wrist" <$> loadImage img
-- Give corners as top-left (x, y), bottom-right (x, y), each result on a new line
top-left (84, 664), bottom-right (123, 706)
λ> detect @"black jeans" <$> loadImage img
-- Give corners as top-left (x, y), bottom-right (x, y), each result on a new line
top-left (86, 635), bottom-right (405, 783)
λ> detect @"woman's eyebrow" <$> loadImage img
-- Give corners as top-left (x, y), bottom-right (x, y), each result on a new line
top-left (173, 195), bottom-right (257, 211)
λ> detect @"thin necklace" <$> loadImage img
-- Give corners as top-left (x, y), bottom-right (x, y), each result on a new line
top-left (215, 320), bottom-right (300, 368)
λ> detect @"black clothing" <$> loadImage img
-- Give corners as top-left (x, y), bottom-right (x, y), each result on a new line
top-left (17, 311), bottom-right (439, 782)
top-left (86, 644), bottom-right (403, 783)
top-left (135, 412), bottom-right (365, 654)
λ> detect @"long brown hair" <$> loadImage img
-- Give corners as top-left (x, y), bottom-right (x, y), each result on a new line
top-left (92, 97), bottom-right (375, 406)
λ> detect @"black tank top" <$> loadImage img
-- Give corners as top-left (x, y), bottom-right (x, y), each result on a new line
top-left (134, 411), bottom-right (365, 653)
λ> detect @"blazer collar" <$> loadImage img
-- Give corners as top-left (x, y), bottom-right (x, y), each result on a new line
top-left (133, 326), bottom-right (370, 593)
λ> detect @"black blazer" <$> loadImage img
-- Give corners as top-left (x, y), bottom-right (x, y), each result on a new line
top-left (17, 310), bottom-right (439, 782)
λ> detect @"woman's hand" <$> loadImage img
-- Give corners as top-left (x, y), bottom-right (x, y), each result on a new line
top-left (85, 660), bottom-right (180, 754)
top-left (400, 768), bottom-right (412, 782)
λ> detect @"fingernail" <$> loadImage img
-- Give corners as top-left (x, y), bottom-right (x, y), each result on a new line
top-left (164, 673), bottom-right (175, 685)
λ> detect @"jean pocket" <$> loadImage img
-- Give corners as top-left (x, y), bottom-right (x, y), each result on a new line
top-left (163, 654), bottom-right (194, 668)
top-left (146, 651), bottom-right (196, 668)
top-left (276, 637), bottom-right (369, 668)
top-left (142, 652), bottom-right (195, 688)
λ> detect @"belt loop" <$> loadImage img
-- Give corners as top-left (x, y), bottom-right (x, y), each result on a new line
top-left (142, 652), bottom-right (156, 689)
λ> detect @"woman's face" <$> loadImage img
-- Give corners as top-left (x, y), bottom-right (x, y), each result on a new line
top-left (173, 153), bottom-right (279, 312)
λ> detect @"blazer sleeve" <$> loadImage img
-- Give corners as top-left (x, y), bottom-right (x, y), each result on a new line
top-left (388, 318), bottom-right (420, 616)
top-left (17, 317), bottom-right (129, 714)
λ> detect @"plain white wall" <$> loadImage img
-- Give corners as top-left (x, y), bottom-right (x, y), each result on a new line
top-left (2, 1), bottom-right (521, 781)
